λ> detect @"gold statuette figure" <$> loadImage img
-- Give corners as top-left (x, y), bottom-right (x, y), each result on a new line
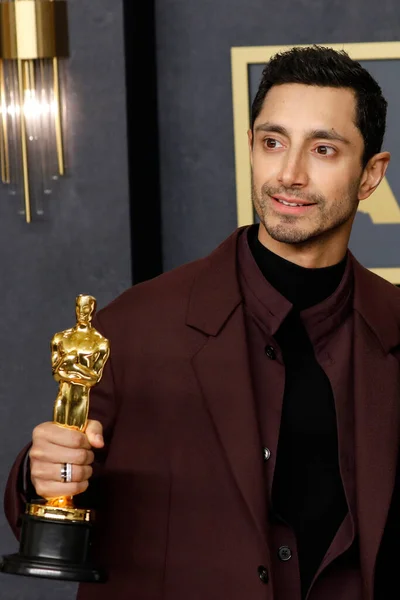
top-left (52, 294), bottom-right (110, 431)
top-left (40, 294), bottom-right (110, 514)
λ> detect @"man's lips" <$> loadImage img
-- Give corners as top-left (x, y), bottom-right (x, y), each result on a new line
top-left (269, 194), bottom-right (316, 214)
top-left (272, 194), bottom-right (315, 207)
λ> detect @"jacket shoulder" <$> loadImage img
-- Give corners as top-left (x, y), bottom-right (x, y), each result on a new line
top-left (95, 255), bottom-right (208, 330)
top-left (352, 255), bottom-right (400, 352)
top-left (95, 228), bottom-right (243, 331)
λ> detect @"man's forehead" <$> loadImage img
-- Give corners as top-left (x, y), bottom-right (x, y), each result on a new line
top-left (262, 82), bottom-right (356, 102)
top-left (257, 83), bottom-right (357, 123)
top-left (254, 84), bottom-right (361, 143)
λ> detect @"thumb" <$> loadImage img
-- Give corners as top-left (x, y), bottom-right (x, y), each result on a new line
top-left (85, 419), bottom-right (104, 448)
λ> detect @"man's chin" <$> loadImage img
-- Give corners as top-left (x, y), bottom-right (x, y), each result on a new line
top-left (264, 225), bottom-right (314, 245)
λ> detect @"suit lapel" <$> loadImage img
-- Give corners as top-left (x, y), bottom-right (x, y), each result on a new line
top-left (353, 314), bottom-right (400, 597)
top-left (191, 304), bottom-right (267, 543)
top-left (351, 254), bottom-right (400, 598)
top-left (186, 228), bottom-right (267, 543)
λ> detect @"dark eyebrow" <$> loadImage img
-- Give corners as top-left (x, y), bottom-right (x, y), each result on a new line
top-left (254, 122), bottom-right (351, 145)
top-left (254, 123), bottom-right (288, 136)
top-left (308, 129), bottom-right (351, 145)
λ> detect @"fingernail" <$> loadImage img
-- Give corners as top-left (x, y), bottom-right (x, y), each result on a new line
top-left (95, 434), bottom-right (103, 444)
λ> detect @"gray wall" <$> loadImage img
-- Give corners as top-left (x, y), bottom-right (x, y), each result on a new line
top-left (0, 1), bottom-right (131, 599)
top-left (155, 0), bottom-right (400, 271)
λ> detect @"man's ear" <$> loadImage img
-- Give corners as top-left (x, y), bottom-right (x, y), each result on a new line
top-left (358, 151), bottom-right (391, 201)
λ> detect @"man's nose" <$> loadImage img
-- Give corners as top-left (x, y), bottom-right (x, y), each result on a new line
top-left (277, 150), bottom-right (309, 188)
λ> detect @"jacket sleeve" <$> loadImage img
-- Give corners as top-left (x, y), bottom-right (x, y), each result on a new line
top-left (3, 312), bottom-right (118, 538)
top-left (3, 444), bottom-right (32, 540)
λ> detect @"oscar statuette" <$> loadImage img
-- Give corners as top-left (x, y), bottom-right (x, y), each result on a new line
top-left (1, 295), bottom-right (110, 582)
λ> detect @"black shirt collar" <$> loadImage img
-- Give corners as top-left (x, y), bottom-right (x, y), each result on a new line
top-left (247, 224), bottom-right (348, 311)
top-left (238, 225), bottom-right (354, 347)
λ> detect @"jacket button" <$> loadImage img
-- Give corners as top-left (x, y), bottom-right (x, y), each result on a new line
top-left (263, 447), bottom-right (271, 462)
top-left (258, 565), bottom-right (269, 584)
top-left (265, 345), bottom-right (276, 360)
top-left (278, 546), bottom-right (292, 561)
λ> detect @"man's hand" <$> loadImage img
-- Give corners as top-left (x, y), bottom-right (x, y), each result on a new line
top-left (29, 420), bottom-right (104, 499)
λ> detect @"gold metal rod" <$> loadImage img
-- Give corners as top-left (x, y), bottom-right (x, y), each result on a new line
top-left (17, 58), bottom-right (31, 223)
top-left (53, 57), bottom-right (64, 175)
top-left (39, 58), bottom-right (49, 186)
top-left (2, 66), bottom-right (10, 184)
top-left (0, 60), bottom-right (6, 183)
top-left (29, 58), bottom-right (35, 92)
top-left (0, 60), bottom-right (10, 183)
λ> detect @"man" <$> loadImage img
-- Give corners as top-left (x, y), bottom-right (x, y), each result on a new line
top-left (4, 46), bottom-right (400, 599)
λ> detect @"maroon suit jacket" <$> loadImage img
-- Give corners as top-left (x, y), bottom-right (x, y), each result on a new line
top-left (4, 228), bottom-right (400, 600)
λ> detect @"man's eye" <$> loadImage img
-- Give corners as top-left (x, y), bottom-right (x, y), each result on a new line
top-left (315, 145), bottom-right (335, 156)
top-left (264, 138), bottom-right (283, 149)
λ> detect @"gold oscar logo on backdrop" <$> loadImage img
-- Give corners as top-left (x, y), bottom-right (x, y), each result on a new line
top-left (231, 42), bottom-right (400, 284)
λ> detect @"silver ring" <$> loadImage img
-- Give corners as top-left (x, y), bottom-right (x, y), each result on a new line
top-left (61, 463), bottom-right (72, 483)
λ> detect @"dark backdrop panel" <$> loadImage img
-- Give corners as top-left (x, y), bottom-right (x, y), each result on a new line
top-left (0, 1), bottom-right (131, 599)
top-left (124, 2), bottom-right (163, 283)
top-left (155, 0), bottom-right (400, 271)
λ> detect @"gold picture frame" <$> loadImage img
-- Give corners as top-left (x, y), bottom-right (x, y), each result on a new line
top-left (231, 41), bottom-right (400, 284)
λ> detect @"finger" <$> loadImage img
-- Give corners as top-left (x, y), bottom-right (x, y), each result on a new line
top-left (33, 422), bottom-right (91, 450)
top-left (31, 462), bottom-right (93, 483)
top-left (30, 443), bottom-right (94, 466)
top-left (33, 479), bottom-right (89, 500)
top-left (85, 420), bottom-right (104, 448)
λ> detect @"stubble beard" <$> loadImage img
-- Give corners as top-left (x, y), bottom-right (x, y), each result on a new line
top-left (251, 179), bottom-right (360, 246)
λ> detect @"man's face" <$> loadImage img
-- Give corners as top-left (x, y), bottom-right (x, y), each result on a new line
top-left (249, 83), bottom-right (365, 250)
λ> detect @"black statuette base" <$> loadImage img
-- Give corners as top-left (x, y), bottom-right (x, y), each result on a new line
top-left (1, 553), bottom-right (105, 583)
top-left (0, 513), bottom-right (106, 583)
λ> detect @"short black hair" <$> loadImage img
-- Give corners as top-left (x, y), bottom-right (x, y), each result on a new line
top-left (251, 45), bottom-right (387, 167)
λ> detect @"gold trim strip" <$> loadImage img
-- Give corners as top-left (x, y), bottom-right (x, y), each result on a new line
top-left (369, 268), bottom-right (400, 285)
top-left (0, 1), bottom-right (69, 59)
top-left (231, 48), bottom-right (253, 227)
top-left (27, 502), bottom-right (92, 523)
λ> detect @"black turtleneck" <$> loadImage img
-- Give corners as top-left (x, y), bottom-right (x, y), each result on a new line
top-left (247, 225), bottom-right (347, 310)
top-left (247, 225), bottom-right (349, 597)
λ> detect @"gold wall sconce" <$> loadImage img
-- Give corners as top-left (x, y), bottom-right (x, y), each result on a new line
top-left (0, 0), bottom-right (68, 223)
